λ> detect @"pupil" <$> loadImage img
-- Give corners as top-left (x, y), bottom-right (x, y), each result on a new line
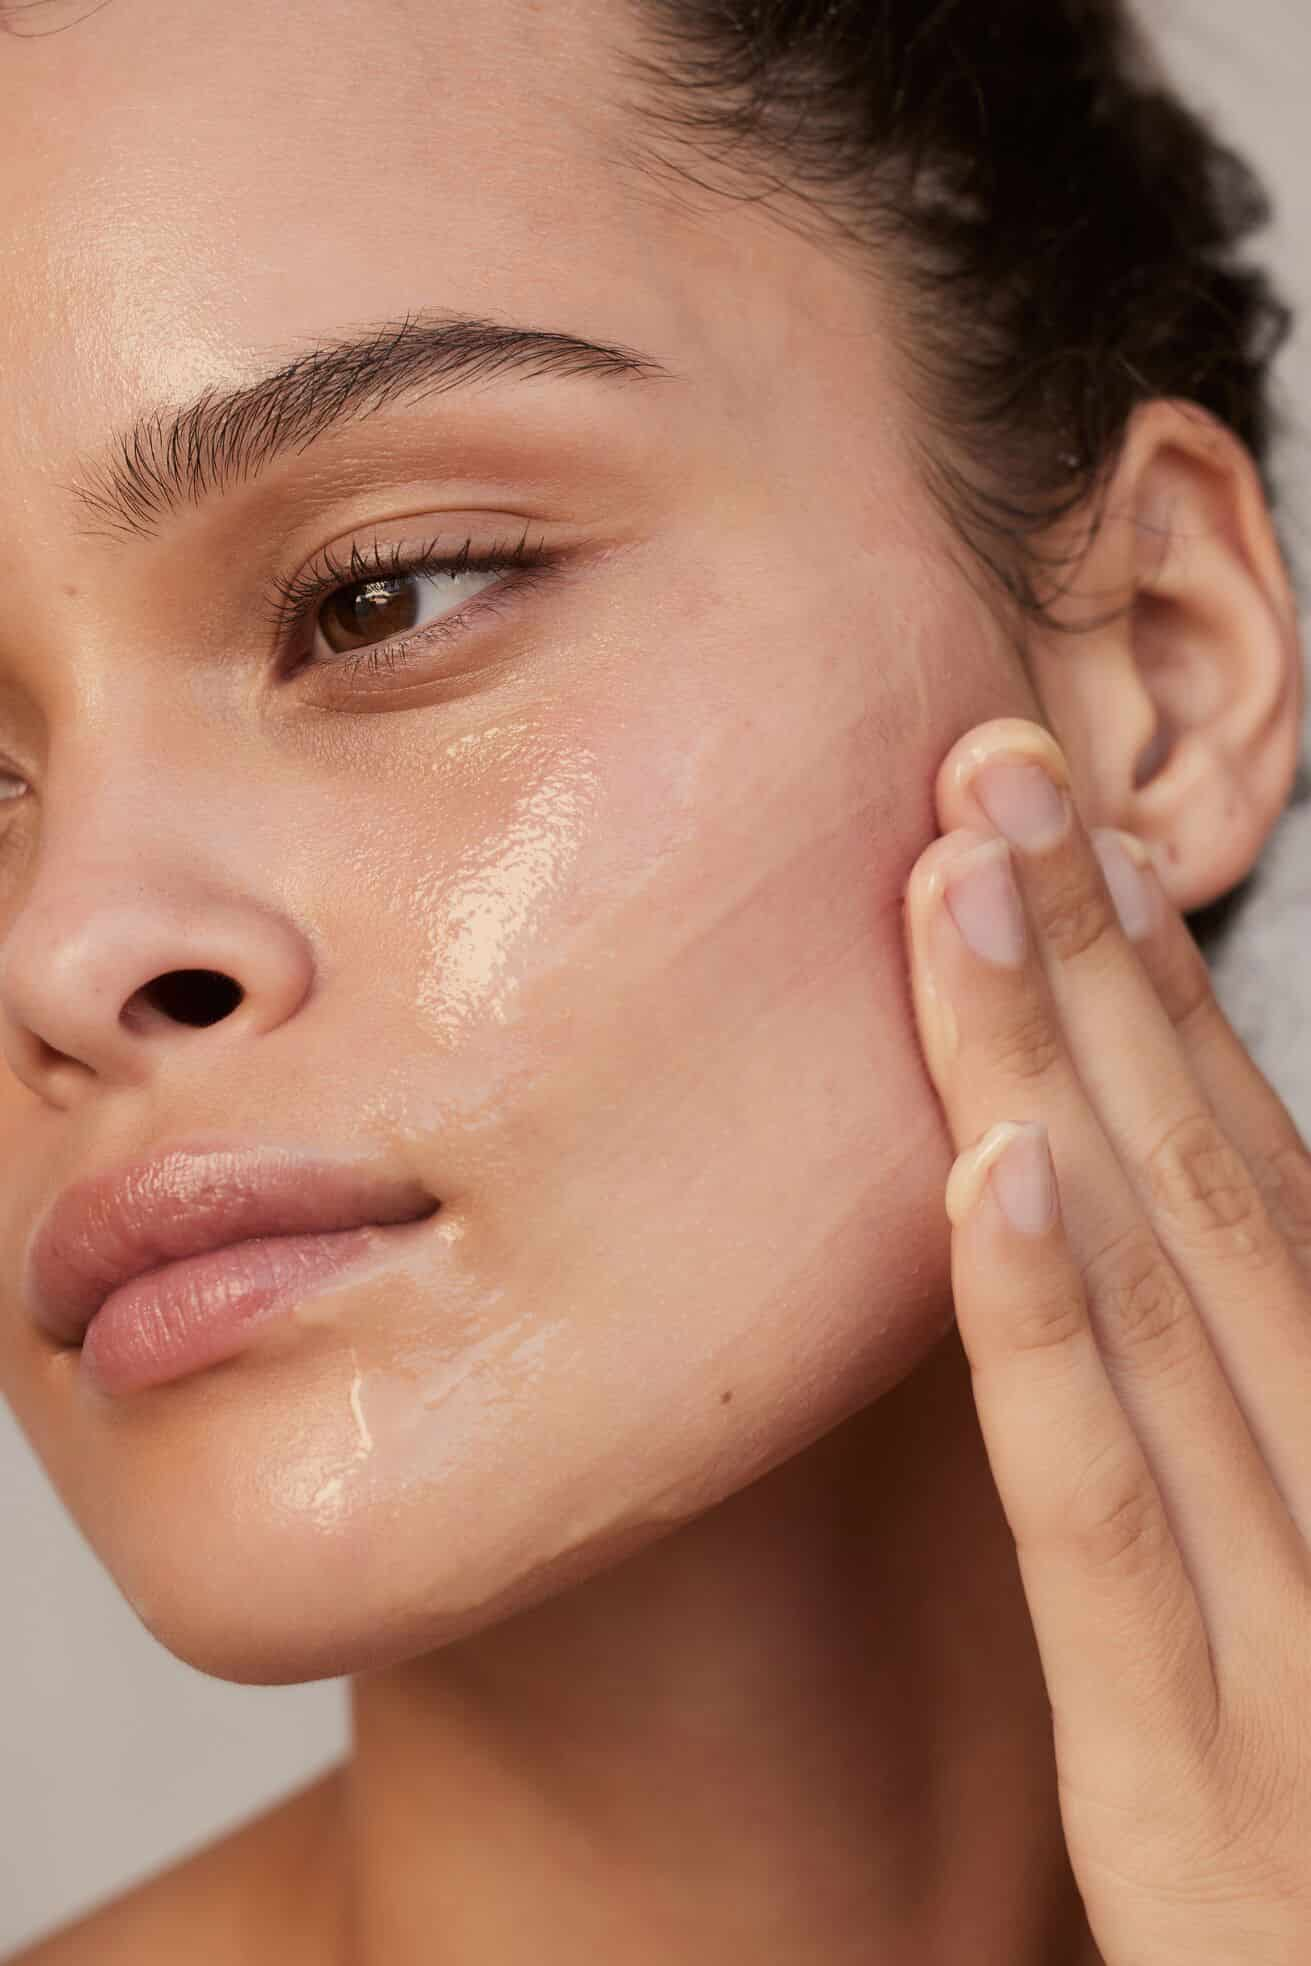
top-left (323, 577), bottom-right (419, 650)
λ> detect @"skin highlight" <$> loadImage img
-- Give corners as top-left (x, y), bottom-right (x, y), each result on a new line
top-left (0, 3), bottom-right (1299, 1963)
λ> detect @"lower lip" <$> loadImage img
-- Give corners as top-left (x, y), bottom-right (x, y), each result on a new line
top-left (79, 1223), bottom-right (425, 1397)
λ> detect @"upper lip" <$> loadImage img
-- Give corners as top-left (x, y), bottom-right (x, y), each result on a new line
top-left (24, 1140), bottom-right (439, 1345)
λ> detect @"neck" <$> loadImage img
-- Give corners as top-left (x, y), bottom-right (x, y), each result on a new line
top-left (329, 1326), bottom-right (1101, 1965)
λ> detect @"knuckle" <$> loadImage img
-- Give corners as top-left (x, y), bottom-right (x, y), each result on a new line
top-left (1262, 1135), bottom-right (1311, 1257)
top-left (1142, 1111), bottom-right (1275, 1261)
top-left (1085, 1224), bottom-right (1193, 1366)
top-left (1186, 1693), bottom-right (1311, 1895)
top-left (1005, 1278), bottom-right (1088, 1360)
top-left (1062, 1436), bottom-right (1166, 1582)
top-left (1028, 869), bottom-right (1117, 966)
top-left (978, 1002), bottom-right (1064, 1086)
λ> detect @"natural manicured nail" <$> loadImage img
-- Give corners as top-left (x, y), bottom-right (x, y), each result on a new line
top-left (944, 1120), bottom-right (1057, 1234)
top-left (990, 1123), bottom-right (1058, 1235)
top-left (944, 839), bottom-right (1026, 967)
top-left (973, 757), bottom-right (1070, 851)
top-left (1091, 829), bottom-right (1156, 941)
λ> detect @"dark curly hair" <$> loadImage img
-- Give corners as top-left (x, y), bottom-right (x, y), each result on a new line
top-left (613, 0), bottom-right (1296, 614)
top-left (608, 0), bottom-right (1301, 946)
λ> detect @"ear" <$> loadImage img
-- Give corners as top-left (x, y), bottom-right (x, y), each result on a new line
top-left (1024, 398), bottom-right (1304, 913)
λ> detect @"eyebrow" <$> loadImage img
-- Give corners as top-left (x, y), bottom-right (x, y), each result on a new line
top-left (65, 310), bottom-right (679, 544)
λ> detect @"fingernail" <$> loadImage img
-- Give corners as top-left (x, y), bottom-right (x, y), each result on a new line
top-left (974, 757), bottom-right (1070, 851)
top-left (945, 1120), bottom-right (1025, 1225)
top-left (1091, 829), bottom-right (1156, 942)
top-left (944, 1119), bottom-right (1057, 1232)
top-left (944, 839), bottom-right (1026, 967)
top-left (991, 1123), bottom-right (1058, 1235)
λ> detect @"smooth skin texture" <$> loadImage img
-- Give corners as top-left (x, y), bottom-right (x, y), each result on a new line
top-left (0, 1), bottom-right (1303, 1962)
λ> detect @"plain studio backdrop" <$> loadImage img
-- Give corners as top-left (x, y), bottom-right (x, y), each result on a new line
top-left (3, 0), bottom-right (1311, 1953)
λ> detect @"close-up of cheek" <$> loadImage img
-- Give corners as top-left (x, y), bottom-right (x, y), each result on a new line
top-left (2, 530), bottom-right (1013, 1687)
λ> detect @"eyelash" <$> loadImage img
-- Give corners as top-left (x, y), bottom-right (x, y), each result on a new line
top-left (264, 522), bottom-right (559, 686)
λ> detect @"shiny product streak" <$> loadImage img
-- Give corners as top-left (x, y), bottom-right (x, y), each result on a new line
top-left (306, 1318), bottom-right (564, 1527)
top-left (414, 739), bottom-right (602, 1040)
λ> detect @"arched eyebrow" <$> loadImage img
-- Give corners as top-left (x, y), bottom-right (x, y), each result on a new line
top-left (64, 309), bottom-right (679, 545)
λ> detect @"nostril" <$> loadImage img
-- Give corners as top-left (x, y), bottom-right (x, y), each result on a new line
top-left (133, 970), bottom-right (246, 1030)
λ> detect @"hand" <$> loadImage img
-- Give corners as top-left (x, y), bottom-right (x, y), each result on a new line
top-left (904, 716), bottom-right (1311, 1964)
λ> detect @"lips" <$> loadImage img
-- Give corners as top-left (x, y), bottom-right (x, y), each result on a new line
top-left (24, 1140), bottom-right (440, 1346)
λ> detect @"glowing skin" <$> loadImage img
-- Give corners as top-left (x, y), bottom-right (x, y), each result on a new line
top-left (0, 3), bottom-right (1111, 1962)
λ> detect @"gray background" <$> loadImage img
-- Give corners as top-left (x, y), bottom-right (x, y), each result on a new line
top-left (3, 0), bottom-right (1311, 1953)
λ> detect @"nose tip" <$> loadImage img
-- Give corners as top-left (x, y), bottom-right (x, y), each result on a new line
top-left (0, 871), bottom-right (314, 1097)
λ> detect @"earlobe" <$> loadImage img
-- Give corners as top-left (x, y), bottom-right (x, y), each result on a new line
top-left (1026, 400), bottom-right (1304, 914)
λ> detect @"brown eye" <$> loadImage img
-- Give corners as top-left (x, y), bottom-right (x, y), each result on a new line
top-left (311, 565), bottom-right (499, 665)
top-left (273, 529), bottom-right (557, 683)
top-left (318, 576), bottom-right (426, 654)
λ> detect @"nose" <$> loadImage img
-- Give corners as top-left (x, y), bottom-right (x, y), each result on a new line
top-left (0, 847), bottom-right (313, 1101)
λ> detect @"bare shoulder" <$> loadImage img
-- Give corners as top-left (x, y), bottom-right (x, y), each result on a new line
top-left (4, 1765), bottom-right (346, 1966)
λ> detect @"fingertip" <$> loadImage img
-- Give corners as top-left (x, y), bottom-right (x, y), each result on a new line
top-left (945, 1120), bottom-right (1030, 1226)
top-left (990, 1122), bottom-right (1059, 1236)
top-left (1090, 828), bottom-right (1159, 943)
top-left (934, 718), bottom-right (1070, 835)
top-left (946, 1120), bottom-right (1058, 1237)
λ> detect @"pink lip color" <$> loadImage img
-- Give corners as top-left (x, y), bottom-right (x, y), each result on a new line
top-left (80, 1220), bottom-right (424, 1397)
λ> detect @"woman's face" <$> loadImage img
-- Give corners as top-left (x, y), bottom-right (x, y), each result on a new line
top-left (0, 0), bottom-right (1028, 1679)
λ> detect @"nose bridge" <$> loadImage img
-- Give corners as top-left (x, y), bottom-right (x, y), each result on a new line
top-left (0, 538), bottom-right (180, 764)
top-left (0, 739), bottom-right (314, 1096)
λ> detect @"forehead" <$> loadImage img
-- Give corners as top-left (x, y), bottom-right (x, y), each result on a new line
top-left (2, 0), bottom-right (629, 260)
top-left (0, 0), bottom-right (715, 476)
top-left (0, 0), bottom-right (930, 605)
